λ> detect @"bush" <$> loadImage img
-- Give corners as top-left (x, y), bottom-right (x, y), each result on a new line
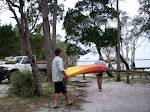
top-left (9, 71), bottom-right (35, 97)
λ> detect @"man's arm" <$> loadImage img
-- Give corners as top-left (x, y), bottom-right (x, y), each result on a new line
top-left (61, 70), bottom-right (68, 79)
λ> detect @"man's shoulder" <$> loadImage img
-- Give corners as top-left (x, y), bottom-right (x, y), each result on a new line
top-left (54, 56), bottom-right (62, 61)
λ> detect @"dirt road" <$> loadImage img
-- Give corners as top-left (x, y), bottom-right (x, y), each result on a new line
top-left (80, 77), bottom-right (150, 112)
top-left (0, 77), bottom-right (150, 112)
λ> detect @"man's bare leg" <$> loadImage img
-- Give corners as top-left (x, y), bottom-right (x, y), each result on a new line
top-left (64, 92), bottom-right (73, 104)
top-left (54, 93), bottom-right (59, 107)
top-left (97, 77), bottom-right (99, 88)
top-left (99, 77), bottom-right (102, 89)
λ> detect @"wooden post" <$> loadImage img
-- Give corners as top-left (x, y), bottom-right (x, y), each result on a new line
top-left (127, 72), bottom-right (129, 84)
top-left (83, 74), bottom-right (85, 80)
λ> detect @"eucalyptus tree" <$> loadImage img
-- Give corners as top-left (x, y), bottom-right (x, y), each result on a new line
top-left (120, 12), bottom-right (131, 64)
top-left (41, 0), bottom-right (64, 80)
top-left (41, 0), bottom-right (53, 81)
top-left (138, 0), bottom-right (150, 39)
top-left (5, 0), bottom-right (43, 96)
top-left (116, 0), bottom-right (121, 81)
top-left (63, 0), bottom-right (117, 57)
top-left (52, 0), bottom-right (57, 54)
top-left (130, 17), bottom-right (146, 62)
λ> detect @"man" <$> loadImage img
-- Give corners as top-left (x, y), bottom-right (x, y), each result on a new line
top-left (95, 56), bottom-right (106, 92)
top-left (52, 48), bottom-right (73, 108)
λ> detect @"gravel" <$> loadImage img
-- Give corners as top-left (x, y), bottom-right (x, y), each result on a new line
top-left (0, 77), bottom-right (150, 112)
top-left (80, 77), bottom-right (150, 112)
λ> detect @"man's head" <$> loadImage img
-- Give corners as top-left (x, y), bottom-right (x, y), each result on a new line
top-left (55, 48), bottom-right (62, 56)
top-left (99, 56), bottom-right (103, 60)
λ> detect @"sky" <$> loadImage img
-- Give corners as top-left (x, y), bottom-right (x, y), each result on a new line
top-left (0, 0), bottom-right (150, 61)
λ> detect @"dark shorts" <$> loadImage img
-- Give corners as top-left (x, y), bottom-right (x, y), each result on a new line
top-left (96, 73), bottom-right (103, 77)
top-left (54, 80), bottom-right (67, 94)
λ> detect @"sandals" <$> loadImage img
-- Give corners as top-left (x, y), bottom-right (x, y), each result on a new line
top-left (53, 105), bottom-right (59, 109)
top-left (67, 100), bottom-right (74, 105)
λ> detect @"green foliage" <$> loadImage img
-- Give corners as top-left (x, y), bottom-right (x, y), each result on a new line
top-left (63, 0), bottom-right (117, 55)
top-left (138, 0), bottom-right (150, 38)
top-left (30, 33), bottom-right (45, 60)
top-left (0, 24), bottom-right (20, 59)
top-left (9, 72), bottom-right (35, 97)
top-left (80, 28), bottom-right (117, 47)
top-left (66, 43), bottom-right (90, 56)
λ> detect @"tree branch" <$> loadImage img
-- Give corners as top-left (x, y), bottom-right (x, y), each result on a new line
top-left (30, 23), bottom-right (43, 35)
top-left (6, 0), bottom-right (21, 27)
top-left (29, 11), bottom-right (41, 32)
top-left (7, 0), bottom-right (20, 9)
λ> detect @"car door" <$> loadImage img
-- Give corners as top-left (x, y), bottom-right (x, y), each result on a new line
top-left (19, 57), bottom-right (32, 73)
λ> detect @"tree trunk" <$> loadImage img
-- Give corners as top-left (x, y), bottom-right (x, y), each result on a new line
top-left (6, 0), bottom-right (44, 96)
top-left (116, 0), bottom-right (121, 81)
top-left (120, 54), bottom-right (130, 70)
top-left (52, 0), bottom-right (57, 54)
top-left (96, 45), bottom-right (102, 56)
top-left (115, 45), bottom-right (130, 70)
top-left (21, 1), bottom-right (43, 96)
top-left (23, 34), bottom-right (44, 96)
top-left (21, 37), bottom-right (26, 55)
top-left (42, 0), bottom-right (54, 81)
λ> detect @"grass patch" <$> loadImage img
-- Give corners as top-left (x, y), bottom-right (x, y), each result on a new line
top-left (104, 72), bottom-right (150, 85)
top-left (9, 71), bottom-right (35, 97)
top-left (0, 79), bottom-right (88, 112)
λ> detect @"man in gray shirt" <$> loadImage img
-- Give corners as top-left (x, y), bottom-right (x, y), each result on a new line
top-left (52, 48), bottom-right (73, 108)
top-left (95, 56), bottom-right (106, 92)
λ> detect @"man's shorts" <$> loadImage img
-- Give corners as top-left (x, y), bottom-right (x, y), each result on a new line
top-left (54, 80), bottom-right (67, 94)
top-left (96, 73), bottom-right (103, 77)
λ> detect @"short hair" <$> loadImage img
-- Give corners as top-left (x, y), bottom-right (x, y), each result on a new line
top-left (99, 56), bottom-right (103, 60)
top-left (55, 48), bottom-right (61, 56)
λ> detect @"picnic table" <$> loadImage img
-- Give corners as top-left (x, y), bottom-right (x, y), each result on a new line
top-left (132, 67), bottom-right (150, 79)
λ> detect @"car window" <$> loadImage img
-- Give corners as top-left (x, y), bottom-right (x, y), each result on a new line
top-left (15, 57), bottom-right (23, 63)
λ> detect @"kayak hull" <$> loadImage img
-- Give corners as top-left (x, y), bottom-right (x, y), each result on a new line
top-left (64, 64), bottom-right (107, 78)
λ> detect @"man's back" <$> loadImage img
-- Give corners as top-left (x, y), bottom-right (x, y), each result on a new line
top-left (95, 60), bottom-right (106, 66)
top-left (52, 56), bottom-right (64, 82)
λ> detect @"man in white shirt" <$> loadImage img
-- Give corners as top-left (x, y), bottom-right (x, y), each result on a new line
top-left (52, 48), bottom-right (73, 108)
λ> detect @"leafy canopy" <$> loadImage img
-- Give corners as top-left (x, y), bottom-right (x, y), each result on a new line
top-left (63, 0), bottom-right (117, 55)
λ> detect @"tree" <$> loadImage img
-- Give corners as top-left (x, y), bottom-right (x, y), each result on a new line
top-left (63, 0), bottom-right (117, 56)
top-left (30, 33), bottom-right (45, 60)
top-left (130, 17), bottom-right (146, 62)
top-left (5, 0), bottom-right (43, 96)
top-left (52, 0), bottom-right (57, 54)
top-left (0, 24), bottom-right (20, 58)
top-left (120, 12), bottom-right (131, 64)
top-left (116, 0), bottom-right (121, 81)
top-left (41, 0), bottom-right (53, 81)
top-left (41, 0), bottom-right (64, 80)
top-left (138, 0), bottom-right (150, 39)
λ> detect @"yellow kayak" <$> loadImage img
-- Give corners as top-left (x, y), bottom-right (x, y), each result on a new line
top-left (64, 64), bottom-right (107, 78)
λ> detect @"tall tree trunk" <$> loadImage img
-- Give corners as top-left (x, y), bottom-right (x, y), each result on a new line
top-left (6, 0), bottom-right (44, 96)
top-left (23, 10), bottom-right (43, 96)
top-left (23, 33), bottom-right (43, 96)
top-left (116, 0), bottom-right (121, 81)
top-left (52, 0), bottom-right (57, 54)
top-left (42, 0), bottom-right (54, 80)
top-left (21, 37), bottom-right (26, 55)
top-left (20, 10), bottom-right (26, 56)
top-left (115, 45), bottom-right (130, 70)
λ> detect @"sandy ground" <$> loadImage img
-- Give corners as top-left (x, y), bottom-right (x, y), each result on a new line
top-left (0, 81), bottom-right (9, 98)
top-left (0, 76), bottom-right (150, 112)
top-left (79, 77), bottom-right (150, 112)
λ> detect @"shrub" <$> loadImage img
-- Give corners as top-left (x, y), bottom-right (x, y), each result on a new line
top-left (9, 71), bottom-right (35, 97)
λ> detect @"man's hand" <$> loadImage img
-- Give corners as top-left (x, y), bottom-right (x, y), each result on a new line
top-left (64, 75), bottom-right (68, 79)
top-left (61, 70), bottom-right (69, 79)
